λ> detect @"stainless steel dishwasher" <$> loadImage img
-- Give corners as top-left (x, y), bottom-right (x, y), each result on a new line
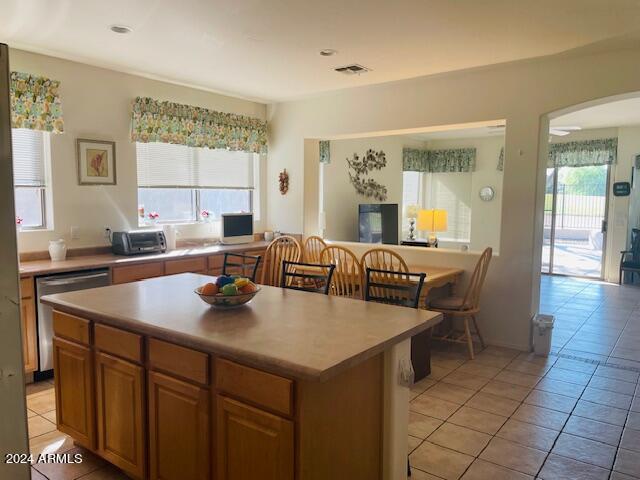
top-left (36, 269), bottom-right (111, 373)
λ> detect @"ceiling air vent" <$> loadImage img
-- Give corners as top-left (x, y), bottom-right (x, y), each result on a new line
top-left (334, 64), bottom-right (370, 75)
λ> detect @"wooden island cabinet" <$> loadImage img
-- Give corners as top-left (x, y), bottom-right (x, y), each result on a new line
top-left (43, 273), bottom-right (442, 480)
top-left (51, 310), bottom-right (311, 480)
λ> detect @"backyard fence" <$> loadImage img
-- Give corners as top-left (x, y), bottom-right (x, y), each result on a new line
top-left (544, 183), bottom-right (606, 231)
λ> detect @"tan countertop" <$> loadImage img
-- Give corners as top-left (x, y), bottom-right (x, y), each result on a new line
top-left (41, 273), bottom-right (442, 382)
top-left (19, 240), bottom-right (270, 277)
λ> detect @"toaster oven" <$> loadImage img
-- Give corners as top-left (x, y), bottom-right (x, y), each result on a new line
top-left (111, 230), bottom-right (167, 255)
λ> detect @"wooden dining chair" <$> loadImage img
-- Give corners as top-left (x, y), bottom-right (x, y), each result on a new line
top-left (222, 252), bottom-right (261, 282)
top-left (320, 245), bottom-right (363, 299)
top-left (361, 248), bottom-right (410, 301)
top-left (260, 236), bottom-right (302, 287)
top-left (303, 236), bottom-right (327, 264)
top-left (429, 247), bottom-right (492, 359)
top-left (280, 261), bottom-right (336, 295)
top-left (363, 267), bottom-right (426, 308)
top-left (360, 248), bottom-right (409, 273)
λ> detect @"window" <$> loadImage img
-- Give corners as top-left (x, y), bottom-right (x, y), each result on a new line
top-left (402, 171), bottom-right (422, 207)
top-left (402, 171), bottom-right (471, 242)
top-left (136, 142), bottom-right (258, 225)
top-left (12, 129), bottom-right (49, 229)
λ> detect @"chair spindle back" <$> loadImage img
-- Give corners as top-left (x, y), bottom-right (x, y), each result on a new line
top-left (261, 236), bottom-right (302, 287)
top-left (320, 245), bottom-right (363, 299)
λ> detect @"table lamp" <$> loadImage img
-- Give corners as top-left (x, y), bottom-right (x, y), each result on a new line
top-left (417, 209), bottom-right (448, 246)
top-left (404, 204), bottom-right (420, 240)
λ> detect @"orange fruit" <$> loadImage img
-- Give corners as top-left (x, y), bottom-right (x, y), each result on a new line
top-left (239, 283), bottom-right (257, 294)
top-left (200, 283), bottom-right (218, 296)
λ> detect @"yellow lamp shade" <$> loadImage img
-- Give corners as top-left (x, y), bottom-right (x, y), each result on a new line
top-left (417, 209), bottom-right (448, 232)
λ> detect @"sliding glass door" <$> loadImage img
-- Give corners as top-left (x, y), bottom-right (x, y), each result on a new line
top-left (542, 168), bottom-right (555, 274)
top-left (543, 165), bottom-right (610, 278)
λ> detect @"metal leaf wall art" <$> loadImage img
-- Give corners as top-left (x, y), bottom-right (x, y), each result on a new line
top-left (346, 149), bottom-right (388, 201)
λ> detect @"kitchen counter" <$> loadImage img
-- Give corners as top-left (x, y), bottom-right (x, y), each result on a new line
top-left (41, 272), bottom-right (441, 381)
top-left (19, 240), bottom-right (270, 277)
top-left (43, 273), bottom-right (441, 479)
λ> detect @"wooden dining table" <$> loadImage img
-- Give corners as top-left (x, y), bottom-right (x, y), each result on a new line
top-left (409, 264), bottom-right (464, 301)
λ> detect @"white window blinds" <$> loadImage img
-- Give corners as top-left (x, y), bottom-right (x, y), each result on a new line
top-left (136, 142), bottom-right (255, 189)
top-left (402, 171), bottom-right (421, 207)
top-left (12, 129), bottom-right (46, 187)
top-left (425, 172), bottom-right (472, 241)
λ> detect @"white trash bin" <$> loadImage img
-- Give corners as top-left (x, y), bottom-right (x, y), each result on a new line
top-left (533, 314), bottom-right (554, 357)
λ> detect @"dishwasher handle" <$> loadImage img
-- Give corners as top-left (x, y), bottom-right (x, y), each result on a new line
top-left (39, 272), bottom-right (110, 287)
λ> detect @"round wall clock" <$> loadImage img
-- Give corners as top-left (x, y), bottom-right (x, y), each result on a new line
top-left (479, 186), bottom-right (495, 201)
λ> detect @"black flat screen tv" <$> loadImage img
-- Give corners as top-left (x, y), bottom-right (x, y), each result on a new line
top-left (358, 204), bottom-right (398, 245)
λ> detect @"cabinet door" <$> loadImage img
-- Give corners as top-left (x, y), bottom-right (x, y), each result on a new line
top-left (112, 262), bottom-right (164, 284)
top-left (217, 395), bottom-right (294, 480)
top-left (21, 299), bottom-right (37, 372)
top-left (95, 352), bottom-right (145, 479)
top-left (52, 337), bottom-right (95, 448)
top-left (148, 371), bottom-right (210, 480)
top-left (165, 257), bottom-right (207, 275)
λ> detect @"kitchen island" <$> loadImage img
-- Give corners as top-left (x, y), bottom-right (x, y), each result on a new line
top-left (42, 273), bottom-right (442, 480)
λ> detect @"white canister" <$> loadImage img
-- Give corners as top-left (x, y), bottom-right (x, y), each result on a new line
top-left (264, 231), bottom-right (274, 242)
top-left (163, 224), bottom-right (177, 250)
top-left (48, 239), bottom-right (67, 261)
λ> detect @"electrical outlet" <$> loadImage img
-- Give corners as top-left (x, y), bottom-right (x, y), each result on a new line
top-left (104, 227), bottom-right (112, 241)
top-left (70, 226), bottom-right (80, 240)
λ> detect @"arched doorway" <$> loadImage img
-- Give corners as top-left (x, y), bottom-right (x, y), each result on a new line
top-left (537, 92), bottom-right (640, 365)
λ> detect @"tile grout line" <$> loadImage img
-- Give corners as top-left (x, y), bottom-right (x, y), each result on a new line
top-left (532, 355), bottom-right (601, 479)
top-left (543, 276), bottom-right (640, 368)
top-left (457, 350), bottom-right (554, 479)
top-left (423, 345), bottom-right (638, 479)
top-left (421, 348), bottom-right (552, 478)
top-left (609, 379), bottom-right (639, 480)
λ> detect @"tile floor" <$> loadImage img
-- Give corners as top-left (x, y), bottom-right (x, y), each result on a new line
top-left (540, 274), bottom-right (640, 368)
top-left (26, 347), bottom-right (640, 480)
top-left (23, 275), bottom-right (640, 479)
top-left (409, 343), bottom-right (640, 479)
top-left (25, 381), bottom-right (128, 480)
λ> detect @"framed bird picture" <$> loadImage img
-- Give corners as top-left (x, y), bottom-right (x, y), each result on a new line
top-left (76, 138), bottom-right (116, 185)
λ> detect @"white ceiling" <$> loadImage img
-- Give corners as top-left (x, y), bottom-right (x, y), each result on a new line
top-left (3, 0), bottom-right (640, 102)
top-left (551, 97), bottom-right (640, 130)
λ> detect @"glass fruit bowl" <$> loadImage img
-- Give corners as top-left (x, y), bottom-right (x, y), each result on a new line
top-left (194, 286), bottom-right (260, 308)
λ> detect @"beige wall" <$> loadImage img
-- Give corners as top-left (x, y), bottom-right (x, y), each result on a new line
top-left (267, 47), bottom-right (640, 349)
top-left (321, 135), bottom-right (424, 242)
top-left (319, 134), bottom-right (504, 252)
top-left (10, 49), bottom-right (267, 253)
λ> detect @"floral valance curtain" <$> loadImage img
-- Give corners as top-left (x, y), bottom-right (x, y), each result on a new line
top-left (10, 72), bottom-right (64, 133)
top-left (548, 138), bottom-right (617, 168)
top-left (130, 97), bottom-right (268, 154)
top-left (319, 140), bottom-right (330, 164)
top-left (403, 148), bottom-right (430, 171)
top-left (403, 147), bottom-right (476, 173)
